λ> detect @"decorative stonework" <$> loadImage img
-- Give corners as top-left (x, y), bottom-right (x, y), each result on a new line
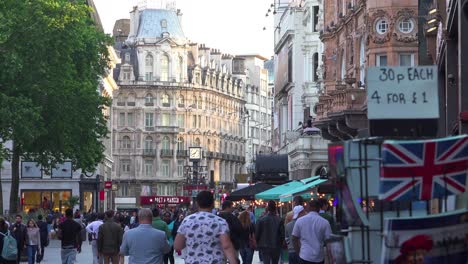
top-left (368, 10), bottom-right (392, 44)
top-left (393, 9), bottom-right (418, 43)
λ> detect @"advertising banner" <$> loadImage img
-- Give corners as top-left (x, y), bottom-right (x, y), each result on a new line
top-left (381, 209), bottom-right (468, 264)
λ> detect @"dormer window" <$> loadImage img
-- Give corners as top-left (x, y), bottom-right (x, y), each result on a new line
top-left (161, 19), bottom-right (167, 30)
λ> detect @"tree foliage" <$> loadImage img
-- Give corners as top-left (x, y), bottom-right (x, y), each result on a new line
top-left (0, 0), bottom-right (113, 213)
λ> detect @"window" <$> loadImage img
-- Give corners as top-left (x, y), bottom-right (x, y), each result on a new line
top-left (127, 112), bottom-right (134, 127)
top-left (145, 113), bottom-right (154, 128)
top-left (376, 54), bottom-right (388, 67)
top-left (145, 94), bottom-right (154, 105)
top-left (144, 136), bottom-right (153, 151)
top-left (177, 114), bottom-right (185, 128)
top-left (340, 50), bottom-right (346, 80)
top-left (313, 52), bottom-right (319, 81)
top-left (145, 160), bottom-right (153, 177)
top-left (195, 138), bottom-right (201, 147)
top-left (192, 115), bottom-right (197, 127)
top-left (161, 55), bottom-right (169, 82)
top-left (177, 138), bottom-right (185, 150)
top-left (313, 6), bottom-right (319, 32)
top-left (121, 159), bottom-right (130, 173)
top-left (117, 94), bottom-right (125, 106)
top-left (122, 136), bottom-right (131, 149)
top-left (145, 54), bottom-right (153, 81)
top-left (119, 113), bottom-right (125, 126)
top-left (161, 160), bottom-right (170, 177)
top-left (178, 95), bottom-right (185, 107)
top-left (177, 160), bottom-right (185, 177)
top-left (178, 57), bottom-right (184, 82)
top-left (359, 37), bottom-right (366, 85)
top-left (198, 96), bottom-right (203, 109)
top-left (197, 115), bottom-right (201, 127)
top-left (161, 113), bottom-right (170, 126)
top-left (161, 19), bottom-right (167, 30)
top-left (162, 136), bottom-right (171, 150)
top-left (376, 18), bottom-right (389, 34)
top-left (398, 18), bottom-right (414, 33)
top-left (193, 96), bottom-right (198, 109)
top-left (161, 93), bottom-right (171, 107)
top-left (399, 54), bottom-right (414, 66)
top-left (123, 69), bottom-right (131, 80)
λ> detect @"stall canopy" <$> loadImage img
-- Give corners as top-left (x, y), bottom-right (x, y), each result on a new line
top-left (226, 183), bottom-right (273, 201)
top-left (279, 178), bottom-right (328, 202)
top-left (255, 176), bottom-right (320, 200)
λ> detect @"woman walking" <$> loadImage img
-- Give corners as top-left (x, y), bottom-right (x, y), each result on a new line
top-left (238, 210), bottom-right (255, 264)
top-left (25, 219), bottom-right (41, 264)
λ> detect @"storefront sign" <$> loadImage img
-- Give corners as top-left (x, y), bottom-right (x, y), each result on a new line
top-left (104, 181), bottom-right (112, 189)
top-left (367, 66), bottom-right (439, 119)
top-left (140, 196), bottom-right (190, 205)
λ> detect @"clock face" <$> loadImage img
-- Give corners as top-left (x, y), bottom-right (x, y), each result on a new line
top-left (189, 147), bottom-right (201, 160)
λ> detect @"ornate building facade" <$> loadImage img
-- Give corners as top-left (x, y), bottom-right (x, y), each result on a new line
top-left (111, 5), bottom-right (246, 205)
top-left (315, 0), bottom-right (420, 140)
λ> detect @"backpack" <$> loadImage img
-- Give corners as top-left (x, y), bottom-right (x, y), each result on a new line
top-left (0, 230), bottom-right (18, 260)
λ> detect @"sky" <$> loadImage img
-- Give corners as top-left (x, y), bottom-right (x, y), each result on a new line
top-left (93, 0), bottom-right (275, 58)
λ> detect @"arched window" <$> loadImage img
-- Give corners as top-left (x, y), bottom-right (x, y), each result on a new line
top-left (340, 49), bottom-right (346, 80)
top-left (145, 54), bottom-right (153, 81)
top-left (162, 93), bottom-right (171, 107)
top-left (117, 93), bottom-right (125, 106)
top-left (145, 93), bottom-right (154, 105)
top-left (359, 37), bottom-right (366, 86)
top-left (207, 139), bottom-right (211, 151)
top-left (178, 57), bottom-right (184, 82)
top-left (193, 96), bottom-right (198, 109)
top-left (162, 136), bottom-right (171, 150)
top-left (313, 52), bottom-right (319, 81)
top-left (144, 136), bottom-right (153, 151)
top-left (161, 55), bottom-right (169, 82)
top-left (213, 140), bottom-right (217, 153)
top-left (195, 138), bottom-right (201, 147)
top-left (122, 136), bottom-right (131, 149)
top-left (234, 144), bottom-right (238, 156)
top-left (224, 142), bottom-right (228, 153)
top-left (178, 95), bottom-right (185, 107)
top-left (229, 143), bottom-right (233, 155)
top-left (177, 137), bottom-right (185, 150)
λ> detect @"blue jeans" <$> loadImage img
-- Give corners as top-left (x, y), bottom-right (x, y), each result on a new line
top-left (27, 245), bottom-right (38, 264)
top-left (61, 248), bottom-right (77, 264)
top-left (239, 246), bottom-right (254, 264)
top-left (288, 251), bottom-right (300, 264)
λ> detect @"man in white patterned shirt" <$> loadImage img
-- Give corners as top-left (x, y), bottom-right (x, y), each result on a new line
top-left (86, 213), bottom-right (104, 264)
top-left (174, 191), bottom-right (238, 264)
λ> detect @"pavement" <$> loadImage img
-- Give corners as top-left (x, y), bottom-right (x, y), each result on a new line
top-left (37, 239), bottom-right (264, 263)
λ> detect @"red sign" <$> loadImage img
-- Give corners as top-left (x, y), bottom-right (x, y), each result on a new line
top-left (140, 196), bottom-right (190, 205)
top-left (104, 181), bottom-right (112, 189)
top-left (99, 190), bottom-right (105, 201)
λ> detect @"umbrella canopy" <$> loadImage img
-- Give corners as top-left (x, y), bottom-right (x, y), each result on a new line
top-left (226, 183), bottom-right (274, 201)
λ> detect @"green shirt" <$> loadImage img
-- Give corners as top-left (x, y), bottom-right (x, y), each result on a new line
top-left (151, 217), bottom-right (170, 238)
top-left (319, 212), bottom-right (337, 234)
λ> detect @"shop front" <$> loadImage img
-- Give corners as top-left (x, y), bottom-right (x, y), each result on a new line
top-left (21, 189), bottom-right (72, 213)
top-left (140, 196), bottom-right (190, 209)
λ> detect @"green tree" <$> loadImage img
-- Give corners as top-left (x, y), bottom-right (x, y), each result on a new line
top-left (0, 0), bottom-right (112, 214)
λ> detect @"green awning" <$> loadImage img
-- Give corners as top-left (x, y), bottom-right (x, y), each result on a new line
top-left (255, 181), bottom-right (303, 200)
top-left (279, 178), bottom-right (328, 202)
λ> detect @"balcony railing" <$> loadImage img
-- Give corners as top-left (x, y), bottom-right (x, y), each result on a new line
top-left (316, 88), bottom-right (366, 120)
top-left (177, 150), bottom-right (188, 157)
top-left (160, 149), bottom-right (174, 157)
top-left (142, 149), bottom-right (156, 157)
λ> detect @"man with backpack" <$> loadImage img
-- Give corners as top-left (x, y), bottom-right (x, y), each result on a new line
top-left (36, 215), bottom-right (49, 263)
top-left (9, 215), bottom-right (27, 263)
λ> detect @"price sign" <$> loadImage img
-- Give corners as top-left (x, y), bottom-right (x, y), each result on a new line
top-left (367, 66), bottom-right (439, 119)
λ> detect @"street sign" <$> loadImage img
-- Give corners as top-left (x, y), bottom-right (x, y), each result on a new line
top-left (367, 66), bottom-right (439, 119)
top-left (104, 181), bottom-right (112, 189)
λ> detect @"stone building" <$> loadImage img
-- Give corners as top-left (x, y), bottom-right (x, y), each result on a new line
top-left (111, 5), bottom-right (246, 205)
top-left (315, 0), bottom-right (420, 140)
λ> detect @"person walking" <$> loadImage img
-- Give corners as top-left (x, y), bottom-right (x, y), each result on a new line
top-left (58, 208), bottom-right (83, 264)
top-left (120, 208), bottom-right (170, 264)
top-left (10, 214), bottom-right (27, 263)
top-left (0, 218), bottom-right (16, 264)
top-left (86, 212), bottom-right (105, 264)
top-left (36, 215), bottom-right (49, 263)
top-left (171, 214), bottom-right (184, 256)
top-left (174, 191), bottom-right (238, 264)
top-left (151, 208), bottom-right (171, 239)
top-left (25, 219), bottom-right (41, 264)
top-left (285, 206), bottom-right (306, 264)
top-left (218, 200), bottom-right (244, 257)
top-left (318, 198), bottom-right (337, 234)
top-left (238, 210), bottom-right (255, 264)
top-left (98, 210), bottom-right (124, 264)
top-left (162, 212), bottom-right (175, 264)
top-left (292, 200), bottom-right (332, 264)
top-left (256, 200), bottom-right (285, 264)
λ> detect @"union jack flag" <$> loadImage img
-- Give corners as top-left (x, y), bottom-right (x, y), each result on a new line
top-left (380, 135), bottom-right (468, 201)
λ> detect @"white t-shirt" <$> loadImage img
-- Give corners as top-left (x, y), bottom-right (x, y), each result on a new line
top-left (292, 211), bottom-right (331, 262)
top-left (178, 211), bottom-right (229, 264)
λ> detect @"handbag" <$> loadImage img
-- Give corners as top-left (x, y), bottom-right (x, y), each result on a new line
top-left (248, 226), bottom-right (257, 249)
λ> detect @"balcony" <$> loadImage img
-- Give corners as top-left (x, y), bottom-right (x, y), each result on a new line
top-left (160, 149), bottom-right (174, 158)
top-left (154, 126), bottom-right (178, 133)
top-left (177, 150), bottom-right (188, 157)
top-left (142, 149), bottom-right (156, 157)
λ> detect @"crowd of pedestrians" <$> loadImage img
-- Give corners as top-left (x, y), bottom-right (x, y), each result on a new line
top-left (0, 192), bottom-right (336, 264)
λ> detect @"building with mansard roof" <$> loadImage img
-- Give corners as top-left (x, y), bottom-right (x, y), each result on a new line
top-left (111, 4), bottom-right (247, 207)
